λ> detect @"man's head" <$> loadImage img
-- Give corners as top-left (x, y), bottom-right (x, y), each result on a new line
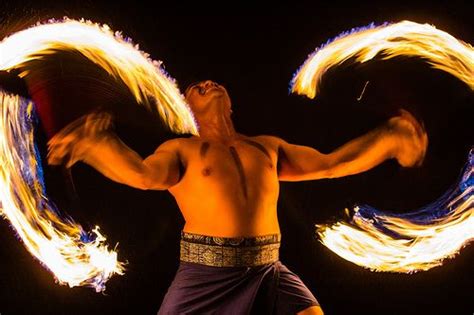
top-left (184, 80), bottom-right (232, 118)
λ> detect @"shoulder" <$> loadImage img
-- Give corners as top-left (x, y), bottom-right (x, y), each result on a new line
top-left (245, 135), bottom-right (291, 157)
top-left (154, 137), bottom-right (188, 153)
top-left (251, 135), bottom-right (287, 148)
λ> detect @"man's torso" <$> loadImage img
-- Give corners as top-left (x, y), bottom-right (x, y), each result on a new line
top-left (166, 135), bottom-right (281, 237)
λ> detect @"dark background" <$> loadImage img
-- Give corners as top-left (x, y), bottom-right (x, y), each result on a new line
top-left (0, 1), bottom-right (473, 314)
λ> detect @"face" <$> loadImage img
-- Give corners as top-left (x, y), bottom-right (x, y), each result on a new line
top-left (184, 80), bottom-right (232, 116)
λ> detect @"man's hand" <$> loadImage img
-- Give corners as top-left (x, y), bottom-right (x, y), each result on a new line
top-left (47, 110), bottom-right (177, 190)
top-left (386, 109), bottom-right (428, 168)
top-left (47, 111), bottom-right (114, 168)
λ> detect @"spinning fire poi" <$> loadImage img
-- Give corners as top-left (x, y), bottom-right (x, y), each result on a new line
top-left (0, 19), bottom-right (472, 314)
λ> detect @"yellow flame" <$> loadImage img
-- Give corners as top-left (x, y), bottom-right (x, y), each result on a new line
top-left (0, 18), bottom-right (198, 135)
top-left (317, 187), bottom-right (474, 272)
top-left (292, 20), bottom-right (474, 99)
top-left (317, 189), bottom-right (473, 272)
top-left (293, 20), bottom-right (474, 272)
top-left (0, 18), bottom-right (198, 290)
top-left (0, 91), bottom-right (124, 291)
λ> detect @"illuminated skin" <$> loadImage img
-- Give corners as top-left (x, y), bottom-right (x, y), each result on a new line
top-left (47, 80), bottom-right (427, 315)
top-left (154, 81), bottom-right (426, 239)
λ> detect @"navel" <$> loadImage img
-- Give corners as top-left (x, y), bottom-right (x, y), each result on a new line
top-left (228, 146), bottom-right (248, 200)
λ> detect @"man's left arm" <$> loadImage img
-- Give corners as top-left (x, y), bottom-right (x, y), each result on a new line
top-left (274, 109), bottom-right (428, 181)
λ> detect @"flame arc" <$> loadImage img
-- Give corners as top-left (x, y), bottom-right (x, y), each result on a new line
top-left (1, 17), bottom-right (472, 293)
top-left (293, 20), bottom-right (474, 272)
top-left (0, 18), bottom-right (198, 135)
top-left (291, 20), bottom-right (474, 99)
top-left (0, 91), bottom-right (123, 291)
top-left (317, 151), bottom-right (473, 272)
top-left (0, 19), bottom-right (197, 291)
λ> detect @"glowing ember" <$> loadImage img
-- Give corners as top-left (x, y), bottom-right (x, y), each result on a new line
top-left (293, 21), bottom-right (473, 272)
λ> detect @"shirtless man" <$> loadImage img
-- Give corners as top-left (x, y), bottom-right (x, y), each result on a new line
top-left (47, 80), bottom-right (427, 315)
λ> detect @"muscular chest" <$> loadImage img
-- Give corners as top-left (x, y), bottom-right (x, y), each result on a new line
top-left (199, 140), bottom-right (274, 173)
top-left (181, 139), bottom-right (277, 198)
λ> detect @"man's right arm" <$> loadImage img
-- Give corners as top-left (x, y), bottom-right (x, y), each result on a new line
top-left (47, 112), bottom-right (181, 190)
top-left (81, 135), bottom-right (181, 191)
top-left (49, 133), bottom-right (181, 190)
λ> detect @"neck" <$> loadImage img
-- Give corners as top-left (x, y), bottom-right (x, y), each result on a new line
top-left (197, 112), bottom-right (237, 142)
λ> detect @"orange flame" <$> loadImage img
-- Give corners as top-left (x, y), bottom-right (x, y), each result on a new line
top-left (0, 19), bottom-right (198, 291)
top-left (292, 21), bottom-right (474, 99)
top-left (317, 188), bottom-right (473, 272)
top-left (0, 18), bottom-right (198, 135)
top-left (0, 91), bottom-right (124, 291)
top-left (293, 20), bottom-right (474, 272)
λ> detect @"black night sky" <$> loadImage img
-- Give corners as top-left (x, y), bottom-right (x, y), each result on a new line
top-left (0, 1), bottom-right (473, 314)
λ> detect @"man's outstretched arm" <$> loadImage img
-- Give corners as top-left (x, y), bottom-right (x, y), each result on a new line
top-left (47, 112), bottom-right (180, 190)
top-left (275, 109), bottom-right (428, 181)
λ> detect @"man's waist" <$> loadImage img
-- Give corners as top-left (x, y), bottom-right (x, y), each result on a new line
top-left (179, 231), bottom-right (281, 267)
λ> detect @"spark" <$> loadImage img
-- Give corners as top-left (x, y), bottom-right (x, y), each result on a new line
top-left (357, 81), bottom-right (370, 101)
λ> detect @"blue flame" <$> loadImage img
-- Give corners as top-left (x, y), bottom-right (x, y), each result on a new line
top-left (353, 148), bottom-right (473, 233)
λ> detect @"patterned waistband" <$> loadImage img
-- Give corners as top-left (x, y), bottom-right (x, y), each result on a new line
top-left (179, 231), bottom-right (281, 267)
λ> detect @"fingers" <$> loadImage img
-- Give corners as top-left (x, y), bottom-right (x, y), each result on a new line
top-left (399, 110), bottom-right (428, 167)
top-left (84, 111), bottom-right (114, 137)
top-left (46, 111), bottom-right (114, 167)
top-left (413, 124), bottom-right (429, 167)
top-left (47, 139), bottom-right (84, 168)
top-left (390, 109), bottom-right (429, 168)
top-left (47, 140), bottom-right (72, 165)
top-left (47, 111), bottom-right (113, 146)
top-left (47, 118), bottom-right (86, 148)
top-left (396, 109), bottom-right (427, 139)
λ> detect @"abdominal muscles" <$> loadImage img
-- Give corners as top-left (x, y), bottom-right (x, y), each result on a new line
top-left (169, 140), bottom-right (280, 237)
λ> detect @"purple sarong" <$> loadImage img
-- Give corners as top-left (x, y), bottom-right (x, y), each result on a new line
top-left (158, 232), bottom-right (320, 314)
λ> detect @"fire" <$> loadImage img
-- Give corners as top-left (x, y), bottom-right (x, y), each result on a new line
top-left (317, 156), bottom-right (473, 272)
top-left (291, 20), bottom-right (474, 99)
top-left (293, 21), bottom-right (474, 272)
top-left (0, 19), bottom-right (197, 291)
top-left (0, 91), bottom-right (123, 291)
top-left (0, 18), bottom-right (198, 135)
